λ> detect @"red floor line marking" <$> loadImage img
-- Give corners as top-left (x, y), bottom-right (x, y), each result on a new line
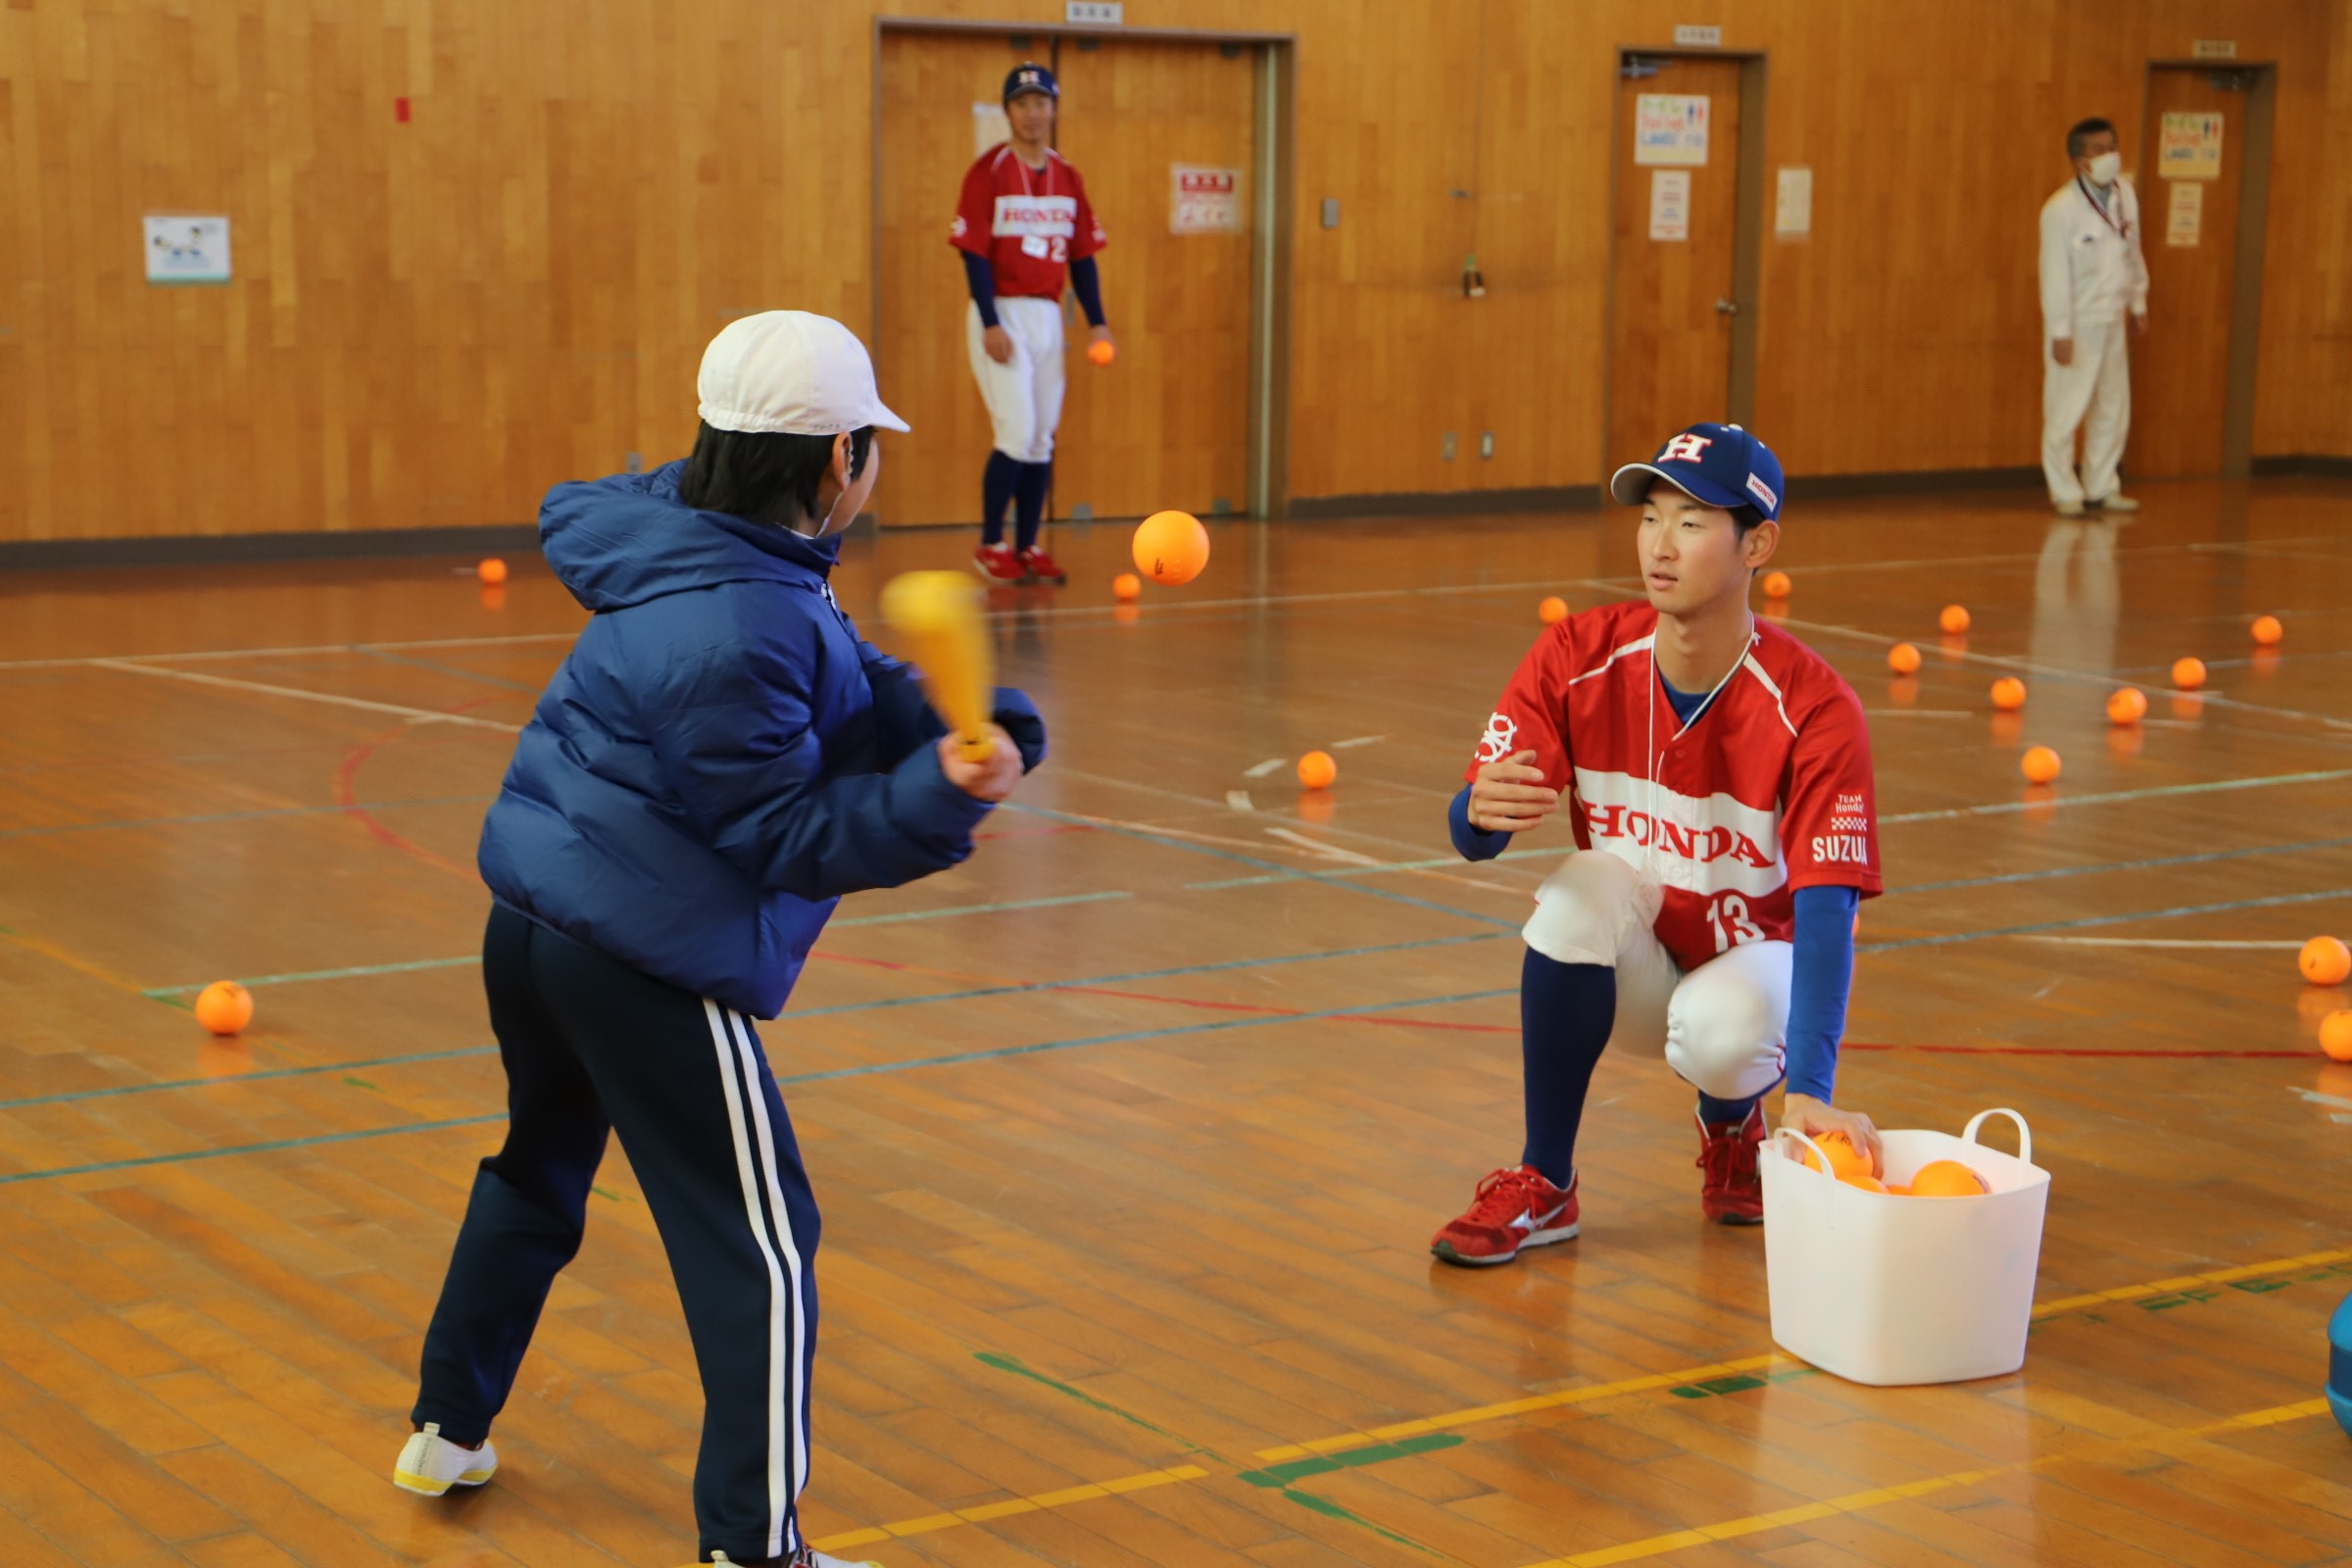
top-left (1844, 1041), bottom-right (2310, 1059)
top-left (332, 697), bottom-right (509, 880)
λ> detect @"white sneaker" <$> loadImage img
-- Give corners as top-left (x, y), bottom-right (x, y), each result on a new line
top-left (393, 1422), bottom-right (497, 1495)
top-left (2053, 498), bottom-right (2085, 516)
top-left (706, 1552), bottom-right (882, 1567)
top-left (2092, 493), bottom-right (2140, 513)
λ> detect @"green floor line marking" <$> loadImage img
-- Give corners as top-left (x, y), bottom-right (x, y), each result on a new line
top-left (1279, 1488), bottom-right (1447, 1557)
top-left (341, 1076), bottom-right (378, 1091)
top-left (1668, 1366), bottom-right (1817, 1400)
top-left (973, 1352), bottom-right (1206, 1451)
top-left (1240, 1433), bottom-right (1464, 1488)
top-left (830, 891), bottom-right (1134, 929)
top-left (144, 954), bottom-right (477, 996)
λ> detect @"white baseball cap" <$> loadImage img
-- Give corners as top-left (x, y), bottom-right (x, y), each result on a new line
top-left (697, 311), bottom-right (910, 436)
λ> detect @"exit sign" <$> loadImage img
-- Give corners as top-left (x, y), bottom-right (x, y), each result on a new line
top-left (2192, 38), bottom-right (2237, 59)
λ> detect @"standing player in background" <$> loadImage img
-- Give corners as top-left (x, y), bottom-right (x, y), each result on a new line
top-left (2039, 116), bottom-right (2148, 517)
top-left (951, 62), bottom-right (1113, 585)
top-left (1430, 424), bottom-right (1885, 1267)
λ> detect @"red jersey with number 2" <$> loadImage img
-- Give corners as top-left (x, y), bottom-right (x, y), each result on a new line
top-left (1466, 600), bottom-right (1882, 973)
top-left (949, 145), bottom-right (1105, 299)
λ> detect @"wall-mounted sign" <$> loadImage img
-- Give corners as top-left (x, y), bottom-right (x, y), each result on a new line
top-left (2166, 180), bottom-right (2204, 247)
top-left (1775, 167), bottom-right (1813, 238)
top-left (1674, 24), bottom-right (1722, 47)
top-left (144, 216), bottom-right (231, 285)
top-left (1635, 94), bottom-right (1710, 167)
top-left (1649, 170), bottom-right (1691, 241)
top-left (2191, 39), bottom-right (2237, 59)
top-left (2158, 111), bottom-right (2224, 180)
top-left (1172, 166), bottom-right (1243, 234)
top-left (972, 101), bottom-right (1010, 155)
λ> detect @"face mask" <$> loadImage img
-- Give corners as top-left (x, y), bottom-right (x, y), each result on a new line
top-left (2086, 151), bottom-right (2121, 187)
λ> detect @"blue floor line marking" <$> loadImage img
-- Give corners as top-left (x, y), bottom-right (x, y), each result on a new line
top-left (1860, 885), bottom-right (2352, 955)
top-left (355, 647), bottom-right (544, 692)
top-left (0, 1046), bottom-right (501, 1111)
top-left (828, 890), bottom-right (1133, 928)
top-left (1894, 836), bottom-right (2352, 896)
top-left (0, 1114), bottom-right (509, 1186)
top-left (0, 794), bottom-right (496, 842)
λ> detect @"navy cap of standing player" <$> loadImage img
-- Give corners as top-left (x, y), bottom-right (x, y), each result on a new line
top-left (1607, 422), bottom-right (1785, 522)
top-left (1004, 62), bottom-right (1058, 103)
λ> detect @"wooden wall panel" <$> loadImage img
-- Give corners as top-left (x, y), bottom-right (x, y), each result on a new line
top-left (2, 0), bottom-right (2348, 547)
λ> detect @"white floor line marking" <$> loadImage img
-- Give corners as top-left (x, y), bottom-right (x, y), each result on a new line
top-left (1882, 766), bottom-right (2352, 823)
top-left (2291, 1088), bottom-right (2352, 1111)
top-left (1243, 758), bottom-right (1289, 778)
top-left (1262, 827), bottom-right (1383, 864)
top-left (1329, 735), bottom-right (1388, 750)
top-left (1226, 791), bottom-right (1256, 812)
top-left (2020, 937), bottom-right (2306, 950)
top-left (91, 661), bottom-right (524, 733)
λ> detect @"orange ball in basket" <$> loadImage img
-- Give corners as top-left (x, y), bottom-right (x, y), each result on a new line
top-left (194, 981), bottom-right (254, 1037)
top-left (1908, 1159), bottom-right (1991, 1198)
top-left (1761, 570), bottom-right (1791, 600)
top-left (1989, 677), bottom-right (2027, 710)
top-left (1838, 1171), bottom-right (1889, 1195)
top-left (1132, 511), bottom-right (1209, 586)
top-left (2106, 687), bottom-right (2147, 725)
top-left (2172, 657), bottom-right (2207, 691)
top-left (1297, 751), bottom-right (1338, 791)
top-left (1939, 604), bottom-right (1971, 634)
top-left (1797, 1132), bottom-right (1872, 1181)
top-left (1539, 595), bottom-right (1569, 624)
top-left (2251, 614), bottom-right (2283, 647)
top-left (2302, 936), bottom-right (2352, 987)
top-left (2021, 746), bottom-right (2062, 785)
top-left (1887, 643), bottom-right (1923, 675)
top-left (2323, 1010), bottom-right (2352, 1063)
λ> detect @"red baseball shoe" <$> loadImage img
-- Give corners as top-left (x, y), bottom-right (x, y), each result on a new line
top-left (972, 543), bottom-right (1031, 584)
top-left (1695, 1104), bottom-right (1767, 1226)
top-left (1430, 1164), bottom-right (1579, 1267)
top-left (1017, 545), bottom-right (1068, 584)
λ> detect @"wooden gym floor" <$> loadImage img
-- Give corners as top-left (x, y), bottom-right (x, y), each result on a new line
top-left (3, 478), bottom-right (2350, 1568)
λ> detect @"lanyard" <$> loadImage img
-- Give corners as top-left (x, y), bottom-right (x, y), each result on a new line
top-left (2076, 175), bottom-right (2129, 239)
top-left (1014, 154), bottom-right (1054, 201)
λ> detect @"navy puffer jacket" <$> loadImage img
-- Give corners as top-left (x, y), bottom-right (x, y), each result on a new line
top-left (478, 462), bottom-right (1041, 1017)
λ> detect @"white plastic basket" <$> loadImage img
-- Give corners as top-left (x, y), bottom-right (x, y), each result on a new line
top-left (1759, 1107), bottom-right (2051, 1387)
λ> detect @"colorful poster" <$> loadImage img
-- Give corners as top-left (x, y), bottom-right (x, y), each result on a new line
top-left (144, 215), bottom-right (232, 285)
top-left (2158, 112), bottom-right (2224, 180)
top-left (1171, 166), bottom-right (1243, 234)
top-left (2166, 179), bottom-right (2204, 247)
top-left (1648, 170), bottom-right (1691, 241)
top-left (1634, 94), bottom-right (1710, 167)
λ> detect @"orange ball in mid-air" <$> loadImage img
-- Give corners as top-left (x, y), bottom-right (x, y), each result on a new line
top-left (1908, 1159), bottom-right (1991, 1197)
top-left (2172, 657), bottom-right (2207, 691)
top-left (1111, 572), bottom-right (1142, 602)
top-left (1939, 604), bottom-right (1971, 634)
top-left (194, 980), bottom-right (254, 1036)
top-left (1133, 510), bottom-right (1209, 586)
top-left (2302, 936), bottom-right (2352, 987)
top-left (1761, 570), bottom-right (1792, 600)
top-left (1297, 751), bottom-right (1338, 790)
top-left (1539, 596), bottom-right (1569, 624)
top-left (1887, 643), bottom-right (1923, 675)
top-left (2021, 745), bottom-right (2062, 784)
top-left (2322, 1010), bottom-right (2352, 1063)
top-left (477, 557), bottom-right (509, 585)
top-left (1088, 338), bottom-right (1117, 367)
top-left (1989, 677), bottom-right (2027, 710)
top-left (2106, 687), bottom-right (2147, 724)
top-left (2251, 614), bottom-right (2283, 647)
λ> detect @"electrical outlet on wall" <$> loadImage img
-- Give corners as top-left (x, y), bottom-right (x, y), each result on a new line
top-left (1442, 432), bottom-right (1458, 462)
top-left (1480, 432), bottom-right (1494, 460)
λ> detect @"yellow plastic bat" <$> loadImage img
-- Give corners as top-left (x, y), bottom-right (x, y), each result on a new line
top-left (878, 570), bottom-right (996, 763)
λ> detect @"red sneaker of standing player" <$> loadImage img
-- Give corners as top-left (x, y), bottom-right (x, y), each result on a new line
top-left (1430, 1164), bottom-right (1579, 1267)
top-left (1695, 1104), bottom-right (1767, 1225)
top-left (972, 543), bottom-right (1031, 584)
top-left (1017, 545), bottom-right (1068, 585)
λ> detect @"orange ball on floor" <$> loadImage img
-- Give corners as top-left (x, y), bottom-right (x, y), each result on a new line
top-left (2302, 936), bottom-right (2352, 987)
top-left (477, 558), bottom-right (509, 585)
top-left (2323, 1010), bottom-right (2352, 1063)
top-left (2251, 614), bottom-right (2283, 647)
top-left (2172, 657), bottom-right (2207, 690)
top-left (2021, 745), bottom-right (2062, 784)
top-left (1133, 510), bottom-right (1209, 586)
top-left (1761, 571), bottom-right (1792, 600)
top-left (1111, 572), bottom-right (1142, 602)
top-left (194, 981), bottom-right (254, 1036)
top-left (1887, 643), bottom-right (1922, 675)
top-left (1297, 751), bottom-right (1338, 790)
top-left (2106, 687), bottom-right (2147, 724)
top-left (1939, 604), bottom-right (1971, 634)
top-left (1989, 677), bottom-right (2027, 710)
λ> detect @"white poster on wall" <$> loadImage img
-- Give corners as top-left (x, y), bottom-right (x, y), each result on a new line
top-left (144, 215), bottom-right (232, 284)
top-left (1775, 167), bottom-right (1813, 238)
top-left (1634, 94), bottom-right (1710, 166)
top-left (1170, 166), bottom-right (1244, 233)
top-left (2166, 179), bottom-right (2204, 247)
top-left (973, 100), bottom-right (1011, 155)
top-left (2158, 111), bottom-right (2224, 180)
top-left (1648, 170), bottom-right (1692, 241)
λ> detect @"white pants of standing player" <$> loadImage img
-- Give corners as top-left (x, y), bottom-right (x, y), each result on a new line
top-left (1521, 850), bottom-right (1791, 1102)
top-left (965, 296), bottom-right (1065, 464)
top-left (2041, 316), bottom-right (2131, 507)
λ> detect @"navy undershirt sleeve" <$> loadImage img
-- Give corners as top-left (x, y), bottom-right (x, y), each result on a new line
top-left (1785, 884), bottom-right (1861, 1102)
top-left (1068, 256), bottom-right (1105, 327)
top-left (1448, 784), bottom-right (1509, 862)
top-left (961, 251), bottom-right (1001, 329)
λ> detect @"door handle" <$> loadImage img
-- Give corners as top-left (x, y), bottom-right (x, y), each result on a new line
top-left (1715, 298), bottom-right (1740, 316)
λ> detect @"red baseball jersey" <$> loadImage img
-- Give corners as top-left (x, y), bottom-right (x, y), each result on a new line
top-left (949, 145), bottom-right (1105, 298)
top-left (1467, 600), bottom-right (1882, 972)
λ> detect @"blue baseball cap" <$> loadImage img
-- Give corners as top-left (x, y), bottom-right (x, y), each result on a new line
top-left (1608, 422), bottom-right (1785, 521)
top-left (1004, 62), bottom-right (1058, 103)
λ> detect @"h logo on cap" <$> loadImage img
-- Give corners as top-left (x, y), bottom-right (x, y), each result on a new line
top-left (1018, 69), bottom-right (1042, 87)
top-left (1659, 433), bottom-right (1713, 464)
